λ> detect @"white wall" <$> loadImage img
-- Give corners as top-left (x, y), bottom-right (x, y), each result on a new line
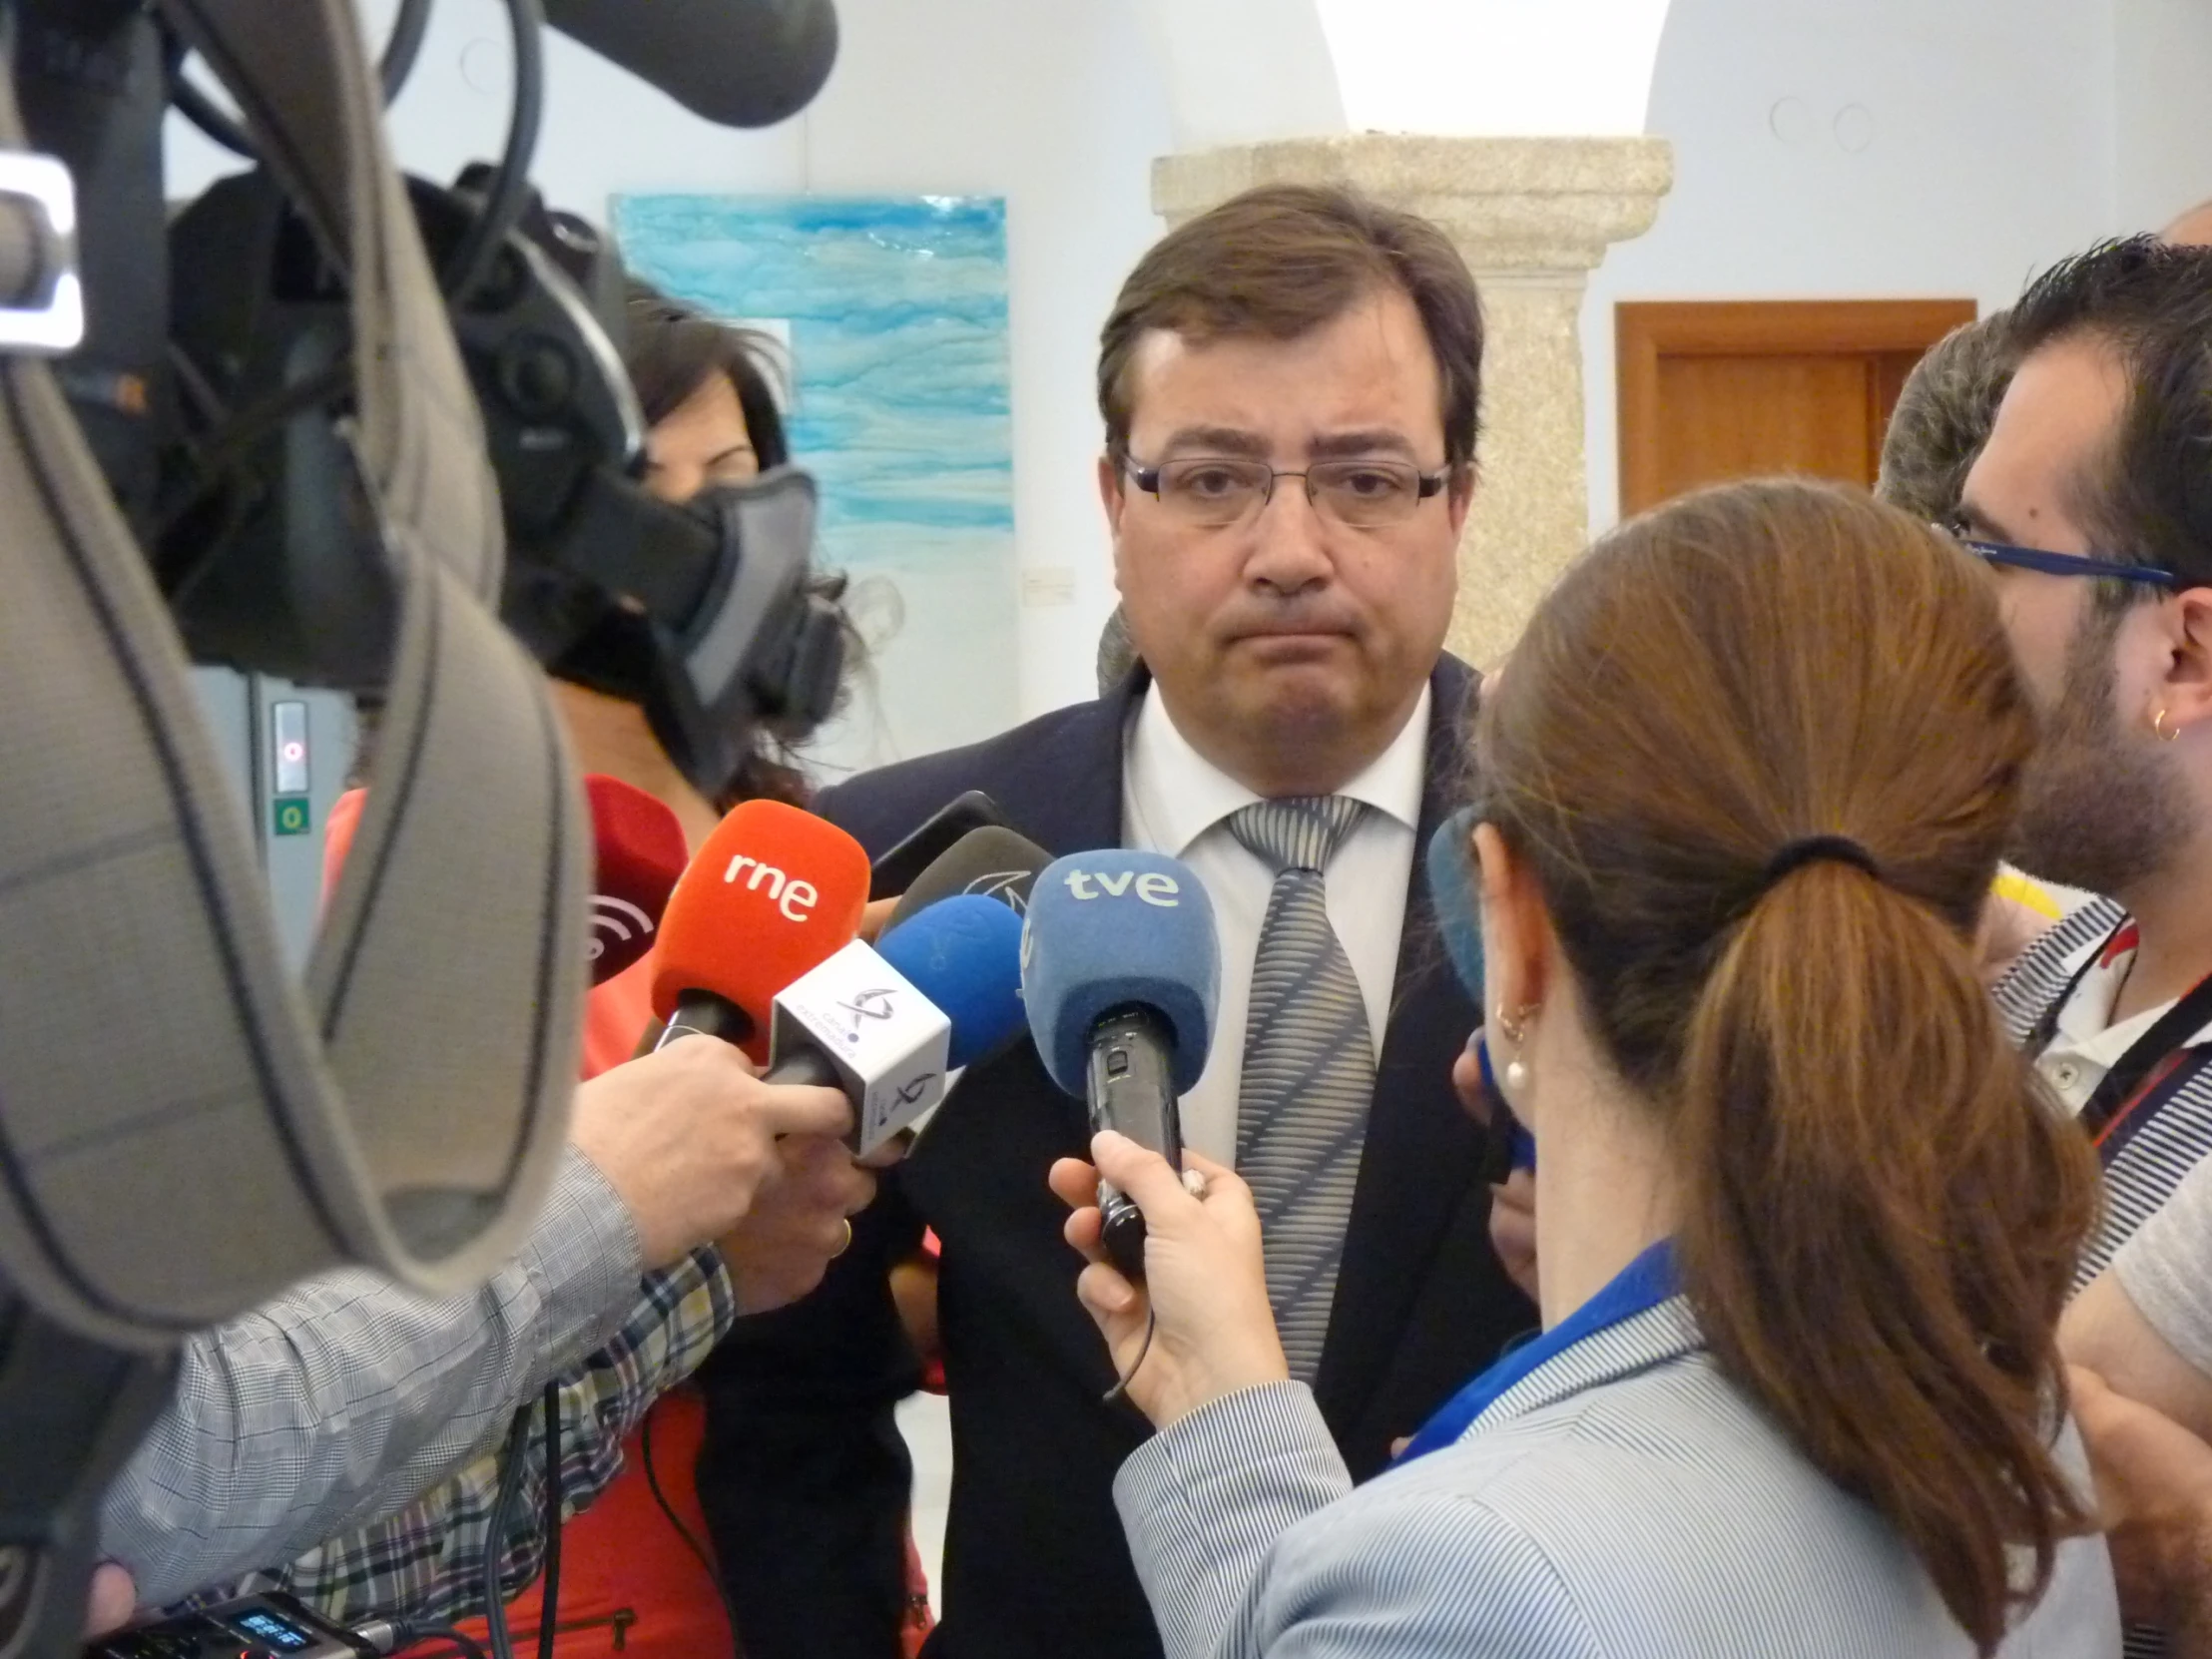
top-left (1135, 0), bottom-right (1344, 152)
top-left (2113, 0), bottom-right (2212, 234)
top-left (169, 0), bottom-right (1173, 741)
top-left (1581, 0), bottom-right (2128, 532)
top-left (798, 0), bottom-right (1172, 728)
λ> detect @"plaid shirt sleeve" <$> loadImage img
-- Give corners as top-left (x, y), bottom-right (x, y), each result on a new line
top-left (183, 1245), bottom-right (739, 1629)
top-left (104, 1148), bottom-right (645, 1611)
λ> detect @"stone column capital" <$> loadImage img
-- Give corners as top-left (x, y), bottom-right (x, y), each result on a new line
top-left (1153, 134), bottom-right (1673, 272)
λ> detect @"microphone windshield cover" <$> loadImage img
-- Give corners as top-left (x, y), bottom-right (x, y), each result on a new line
top-left (585, 775), bottom-right (690, 985)
top-left (651, 800), bottom-right (870, 1055)
top-left (1022, 851), bottom-right (1219, 1096)
top-left (543, 0), bottom-right (839, 128)
top-left (1424, 807), bottom-right (1485, 1000)
top-left (888, 826), bottom-right (1052, 929)
top-left (876, 894), bottom-right (1027, 1069)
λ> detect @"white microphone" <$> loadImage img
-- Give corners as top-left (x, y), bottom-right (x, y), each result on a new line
top-left (768, 939), bottom-right (952, 1155)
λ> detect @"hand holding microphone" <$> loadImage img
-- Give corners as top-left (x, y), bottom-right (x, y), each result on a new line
top-left (1047, 1137), bottom-right (1285, 1431)
top-left (570, 1039), bottom-right (850, 1271)
top-left (566, 798), bottom-right (874, 1280)
top-left (718, 1132), bottom-right (879, 1314)
top-left (629, 799), bottom-right (1033, 1307)
top-left (719, 820), bottom-right (1043, 1307)
top-left (1023, 850), bottom-right (1219, 1279)
top-left (1024, 848), bottom-right (1294, 1419)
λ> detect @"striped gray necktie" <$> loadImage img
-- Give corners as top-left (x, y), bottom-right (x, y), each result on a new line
top-left (1228, 796), bottom-right (1375, 1382)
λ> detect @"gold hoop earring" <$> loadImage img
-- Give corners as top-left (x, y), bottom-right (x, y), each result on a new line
top-left (2153, 706), bottom-right (2181, 744)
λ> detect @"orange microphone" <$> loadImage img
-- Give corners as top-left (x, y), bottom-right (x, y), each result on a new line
top-left (650, 799), bottom-right (871, 1061)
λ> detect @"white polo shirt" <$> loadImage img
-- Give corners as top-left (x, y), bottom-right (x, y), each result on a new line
top-left (2032, 918), bottom-right (2212, 1116)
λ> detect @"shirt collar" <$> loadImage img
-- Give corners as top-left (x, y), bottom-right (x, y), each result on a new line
top-left (1125, 681), bottom-right (1431, 858)
top-left (1466, 1295), bottom-right (1704, 1440)
top-left (2050, 915), bottom-right (2212, 1058)
top-left (1401, 1240), bottom-right (1683, 1458)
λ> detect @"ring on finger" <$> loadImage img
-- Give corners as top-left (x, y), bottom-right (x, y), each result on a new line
top-left (830, 1217), bottom-right (854, 1258)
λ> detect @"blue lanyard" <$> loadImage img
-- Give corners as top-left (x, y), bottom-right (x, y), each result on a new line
top-left (1397, 1240), bottom-right (1677, 1461)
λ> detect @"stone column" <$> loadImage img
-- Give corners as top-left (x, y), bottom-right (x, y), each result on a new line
top-left (1153, 136), bottom-right (1672, 669)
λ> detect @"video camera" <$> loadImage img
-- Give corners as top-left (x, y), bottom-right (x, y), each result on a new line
top-left (0, 2), bottom-right (838, 1654)
top-left (159, 160), bottom-right (844, 803)
top-left (155, 9), bottom-right (845, 801)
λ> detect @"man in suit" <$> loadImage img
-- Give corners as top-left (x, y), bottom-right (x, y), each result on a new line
top-left (699, 183), bottom-right (1537, 1659)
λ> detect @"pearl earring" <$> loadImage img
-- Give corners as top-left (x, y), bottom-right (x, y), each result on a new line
top-left (1493, 1001), bottom-right (1537, 1093)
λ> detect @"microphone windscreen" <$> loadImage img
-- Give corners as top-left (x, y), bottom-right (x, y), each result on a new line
top-left (876, 895), bottom-right (1026, 1069)
top-left (1021, 851), bottom-right (1219, 1097)
top-left (543, 0), bottom-right (839, 128)
top-left (888, 826), bottom-right (1053, 930)
top-left (585, 775), bottom-right (690, 985)
top-left (1424, 807), bottom-right (1485, 1000)
top-left (651, 800), bottom-right (870, 1056)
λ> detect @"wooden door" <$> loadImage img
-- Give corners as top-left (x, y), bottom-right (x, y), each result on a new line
top-left (1617, 299), bottom-right (1977, 516)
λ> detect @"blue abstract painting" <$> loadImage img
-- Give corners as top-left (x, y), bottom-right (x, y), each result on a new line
top-left (612, 194), bottom-right (1015, 775)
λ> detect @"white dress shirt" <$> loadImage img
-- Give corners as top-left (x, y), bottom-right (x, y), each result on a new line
top-left (1120, 684), bottom-right (1430, 1166)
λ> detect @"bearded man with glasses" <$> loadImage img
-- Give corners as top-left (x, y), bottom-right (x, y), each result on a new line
top-left (1927, 238), bottom-right (2212, 1656)
top-left (702, 185), bottom-right (1533, 1659)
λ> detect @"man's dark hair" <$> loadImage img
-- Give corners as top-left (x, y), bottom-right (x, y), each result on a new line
top-left (624, 279), bottom-right (792, 470)
top-left (1096, 184), bottom-right (1484, 474)
top-left (2004, 237), bottom-right (2212, 595)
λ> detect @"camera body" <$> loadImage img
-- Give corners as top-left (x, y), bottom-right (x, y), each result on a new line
top-left (159, 165), bottom-right (843, 797)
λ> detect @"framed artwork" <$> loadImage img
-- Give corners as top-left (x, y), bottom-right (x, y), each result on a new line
top-left (613, 193), bottom-right (1016, 776)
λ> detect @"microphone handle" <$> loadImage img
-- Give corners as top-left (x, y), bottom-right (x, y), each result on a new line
top-left (1083, 1006), bottom-right (1184, 1282)
top-left (656, 989), bottom-right (755, 1050)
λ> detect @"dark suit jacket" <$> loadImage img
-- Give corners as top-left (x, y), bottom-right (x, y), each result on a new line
top-left (695, 659), bottom-right (1536, 1659)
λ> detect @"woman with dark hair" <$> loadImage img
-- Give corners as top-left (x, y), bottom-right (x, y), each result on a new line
top-left (1052, 480), bottom-right (2120, 1656)
top-left (564, 285), bottom-right (868, 818)
top-left (289, 285), bottom-right (889, 1659)
top-left (625, 279), bottom-right (792, 475)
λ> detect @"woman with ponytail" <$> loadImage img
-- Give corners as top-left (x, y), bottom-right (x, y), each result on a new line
top-left (1048, 479), bottom-right (2120, 1657)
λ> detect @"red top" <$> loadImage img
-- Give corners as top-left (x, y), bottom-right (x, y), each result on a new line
top-left (324, 792), bottom-right (733, 1659)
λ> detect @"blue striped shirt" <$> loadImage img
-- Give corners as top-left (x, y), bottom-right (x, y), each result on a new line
top-left (1117, 1300), bottom-right (2117, 1658)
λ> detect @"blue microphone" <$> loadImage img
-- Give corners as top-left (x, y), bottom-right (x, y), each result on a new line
top-left (1425, 809), bottom-right (1535, 1174)
top-left (1425, 807), bottom-right (1487, 998)
top-left (877, 893), bottom-right (1027, 1068)
top-left (1023, 850), bottom-right (1219, 1278)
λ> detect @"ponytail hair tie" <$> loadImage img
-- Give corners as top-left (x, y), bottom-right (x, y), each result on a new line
top-left (1761, 834), bottom-right (1882, 891)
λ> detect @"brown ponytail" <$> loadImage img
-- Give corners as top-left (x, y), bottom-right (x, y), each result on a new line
top-left (1476, 479), bottom-right (2100, 1654)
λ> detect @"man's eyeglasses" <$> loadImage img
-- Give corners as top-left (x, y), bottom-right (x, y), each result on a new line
top-left (1126, 455), bottom-right (1451, 530)
top-left (1936, 523), bottom-right (2177, 589)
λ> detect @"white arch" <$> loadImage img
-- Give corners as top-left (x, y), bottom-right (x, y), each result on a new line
top-left (1139, 0), bottom-right (1672, 147)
